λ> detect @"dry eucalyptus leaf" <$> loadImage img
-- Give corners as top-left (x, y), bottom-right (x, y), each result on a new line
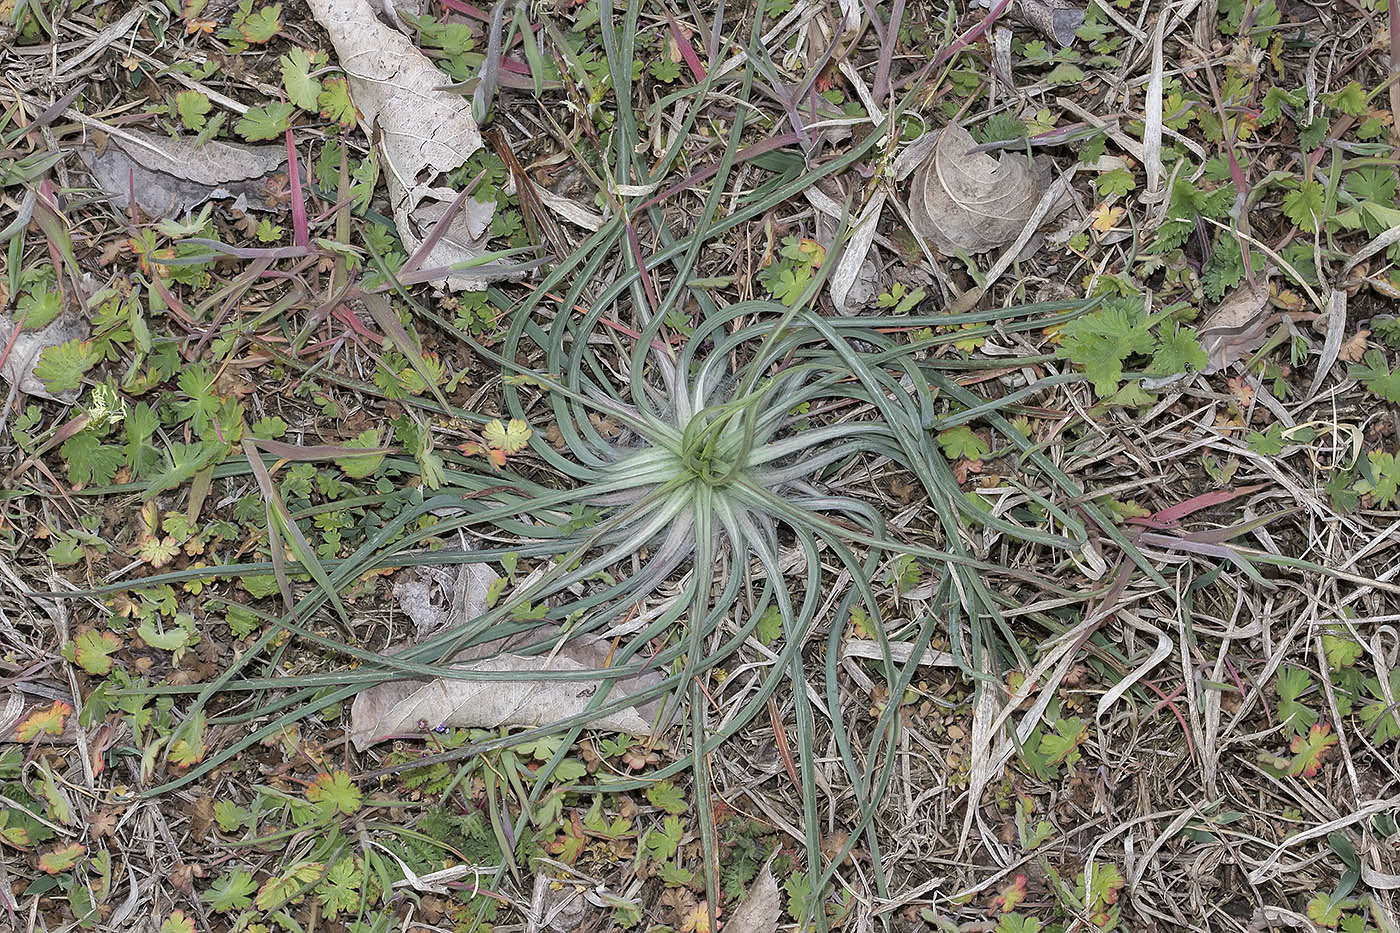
top-left (1198, 275), bottom-right (1276, 374)
top-left (1305, 288), bottom-right (1347, 400)
top-left (307, 0), bottom-right (524, 289)
top-left (349, 633), bottom-right (665, 750)
top-left (722, 854), bottom-right (781, 933)
top-left (1003, 0), bottom-right (1085, 46)
top-left (526, 872), bottom-right (589, 933)
top-left (907, 123), bottom-right (1068, 256)
top-left (77, 129), bottom-right (285, 218)
top-left (534, 186), bottom-right (605, 232)
top-left (392, 562), bottom-right (499, 638)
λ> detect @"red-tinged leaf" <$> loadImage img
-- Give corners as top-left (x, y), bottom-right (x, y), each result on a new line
top-left (663, 9), bottom-right (705, 80)
top-left (16, 700), bottom-right (71, 741)
top-left (1127, 483), bottom-right (1269, 529)
top-left (316, 77), bottom-right (357, 127)
top-left (162, 910), bottom-right (197, 933)
top-left (251, 438), bottom-right (393, 462)
top-left (1289, 723), bottom-right (1338, 777)
top-left (38, 842), bottom-right (84, 873)
top-left (71, 629), bottom-right (122, 675)
top-left (548, 810), bottom-right (587, 865)
top-left (285, 130), bottom-right (309, 248)
top-left (169, 710), bottom-right (207, 768)
top-left (1, 824), bottom-right (32, 848)
top-left (991, 873), bottom-right (1028, 913)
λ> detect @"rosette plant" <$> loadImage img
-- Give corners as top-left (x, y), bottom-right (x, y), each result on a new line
top-left (90, 0), bottom-right (1142, 924)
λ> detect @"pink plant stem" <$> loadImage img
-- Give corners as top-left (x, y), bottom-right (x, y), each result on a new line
top-left (930, 0), bottom-right (1014, 72)
top-left (285, 130), bottom-right (310, 248)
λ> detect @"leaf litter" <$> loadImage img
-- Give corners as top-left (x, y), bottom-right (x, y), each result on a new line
top-left (8, 0), bottom-right (1400, 931)
top-left (306, 0), bottom-right (526, 289)
top-left (76, 128), bottom-right (286, 217)
top-left (348, 630), bottom-right (667, 750)
top-left (905, 122), bottom-right (1072, 256)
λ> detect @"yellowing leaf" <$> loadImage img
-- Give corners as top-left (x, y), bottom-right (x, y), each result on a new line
top-left (169, 710), bottom-right (207, 768)
top-left (138, 534), bottom-right (181, 567)
top-left (71, 629), bottom-right (121, 675)
top-left (17, 700), bottom-right (71, 741)
top-left (306, 770), bottom-right (362, 815)
top-left (257, 862), bottom-right (325, 911)
top-left (679, 901), bottom-right (718, 933)
top-left (482, 418), bottom-right (532, 455)
top-left (38, 842), bottom-right (84, 873)
top-left (1090, 203), bottom-right (1124, 234)
top-left (161, 910), bottom-right (197, 933)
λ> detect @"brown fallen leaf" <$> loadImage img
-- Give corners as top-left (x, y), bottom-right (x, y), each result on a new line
top-left (394, 563), bottom-right (499, 639)
top-left (722, 853), bottom-right (780, 933)
top-left (348, 630), bottom-right (666, 751)
top-left (307, 0), bottom-right (526, 289)
top-left (76, 128), bottom-right (285, 218)
top-left (1197, 274), bottom-right (1276, 374)
top-left (1003, 0), bottom-right (1086, 46)
top-left (1, 311), bottom-right (90, 402)
top-left (907, 123), bottom-right (1070, 256)
top-left (1338, 329), bottom-right (1370, 363)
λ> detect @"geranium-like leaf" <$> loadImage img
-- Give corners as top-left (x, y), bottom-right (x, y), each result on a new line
top-left (16, 700), bottom-right (71, 741)
top-left (235, 102), bottom-right (295, 142)
top-left (239, 3), bottom-right (282, 42)
top-left (38, 842), bottom-right (84, 873)
top-left (169, 710), bottom-right (207, 768)
top-left (280, 47), bottom-right (322, 111)
top-left (161, 910), bottom-right (197, 933)
top-left (317, 78), bottom-right (358, 127)
top-left (1289, 722), bottom-right (1337, 777)
top-left (306, 770), bottom-right (362, 815)
top-left (482, 418), bottom-right (532, 455)
top-left (70, 629), bottom-right (121, 675)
